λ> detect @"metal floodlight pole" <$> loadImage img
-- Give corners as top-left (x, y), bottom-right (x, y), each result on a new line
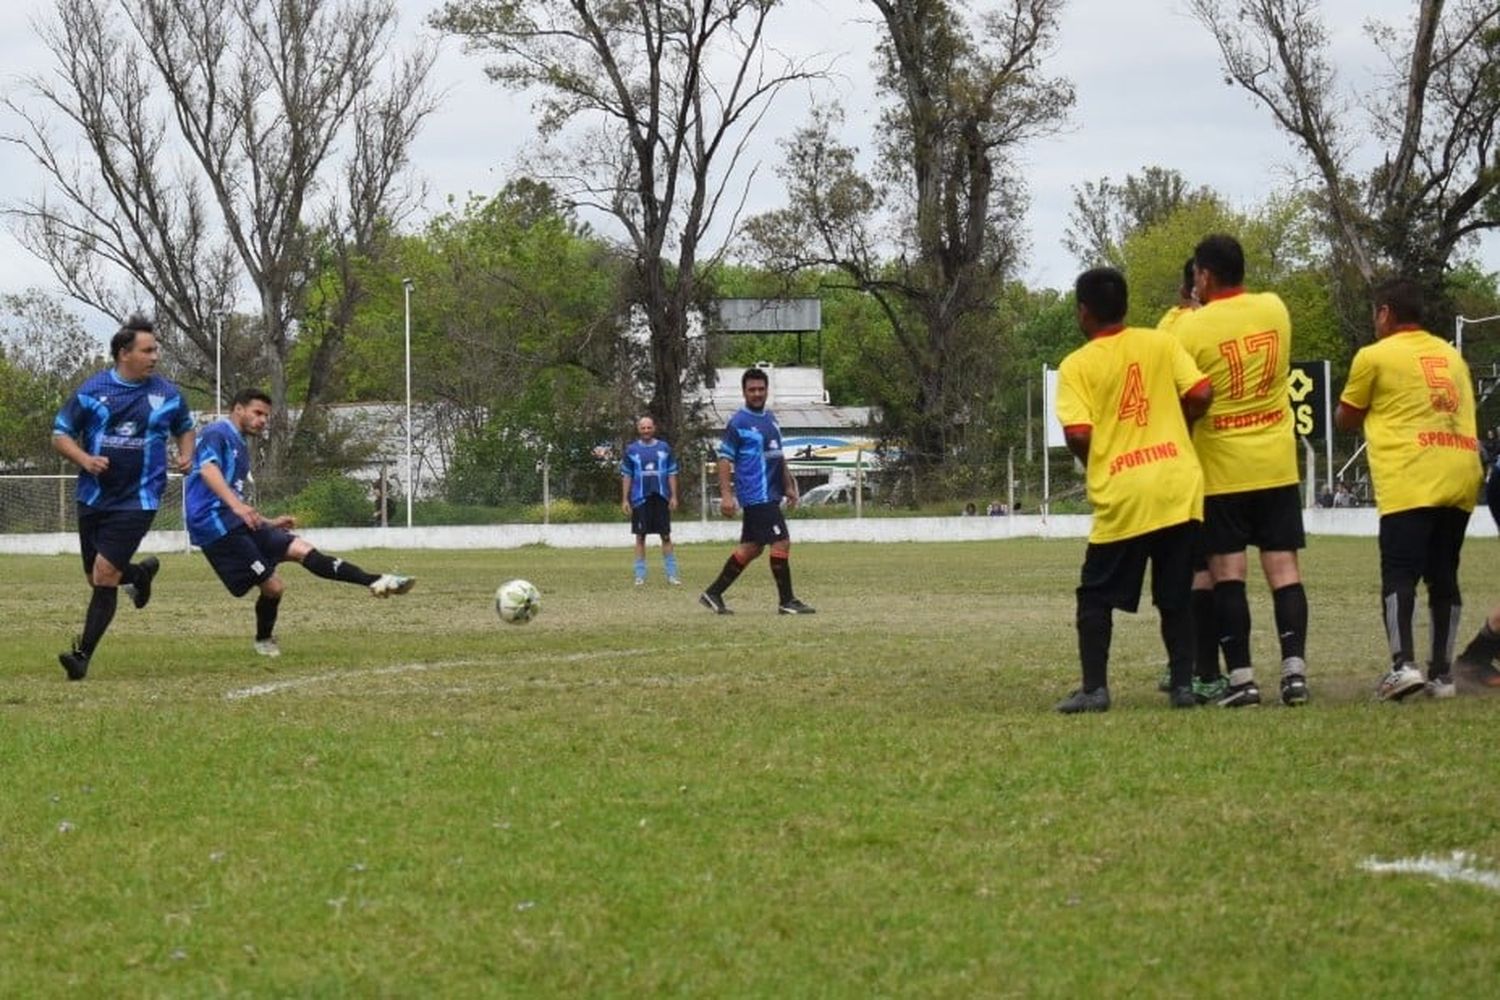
top-left (402, 278), bottom-right (414, 529)
top-left (213, 310), bottom-right (225, 420)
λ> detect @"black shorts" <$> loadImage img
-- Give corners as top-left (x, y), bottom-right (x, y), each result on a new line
top-left (1203, 484), bottom-right (1306, 555)
top-left (1078, 521), bottom-right (1198, 614)
top-left (630, 495), bottom-right (672, 537)
top-left (740, 502), bottom-right (790, 545)
top-left (201, 525), bottom-right (296, 597)
top-left (77, 506), bottom-right (156, 575)
top-left (1379, 507), bottom-right (1469, 599)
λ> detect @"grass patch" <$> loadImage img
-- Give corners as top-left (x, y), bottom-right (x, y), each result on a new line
top-left (3, 538), bottom-right (1499, 994)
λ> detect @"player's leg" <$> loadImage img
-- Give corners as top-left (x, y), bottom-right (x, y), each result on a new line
top-left (633, 534), bottom-right (648, 585)
top-left (770, 537), bottom-right (814, 614)
top-left (283, 533), bottom-right (414, 597)
top-left (60, 511), bottom-right (152, 680)
top-left (1376, 509), bottom-right (1430, 701)
top-left (661, 534), bottom-right (680, 585)
top-left (202, 528), bottom-right (283, 653)
top-left (1149, 522), bottom-right (1198, 707)
top-left (1420, 507), bottom-right (1468, 698)
top-left (252, 575), bottom-right (287, 657)
top-left (701, 504), bottom-right (776, 613)
top-left (1456, 602), bottom-right (1500, 686)
top-left (1058, 538), bottom-right (1141, 713)
top-left (1205, 493), bottom-right (1259, 707)
top-left (1253, 485), bottom-right (1310, 704)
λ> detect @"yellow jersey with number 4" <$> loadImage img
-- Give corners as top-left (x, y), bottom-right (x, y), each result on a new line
top-left (1056, 326), bottom-right (1208, 543)
top-left (1175, 289), bottom-right (1298, 495)
top-left (1339, 329), bottom-right (1482, 515)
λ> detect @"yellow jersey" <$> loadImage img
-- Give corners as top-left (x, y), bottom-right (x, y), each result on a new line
top-left (1175, 289), bottom-right (1299, 495)
top-left (1156, 305), bottom-right (1195, 335)
top-left (1339, 328), bottom-right (1483, 514)
top-left (1056, 325), bottom-right (1208, 543)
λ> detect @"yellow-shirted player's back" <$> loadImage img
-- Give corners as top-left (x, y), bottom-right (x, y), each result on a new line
top-left (1055, 326), bottom-right (1206, 543)
top-left (1176, 290), bottom-right (1298, 495)
top-left (1339, 329), bottom-right (1483, 514)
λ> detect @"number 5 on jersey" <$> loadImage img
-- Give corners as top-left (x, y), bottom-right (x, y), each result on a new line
top-left (1118, 362), bottom-right (1150, 426)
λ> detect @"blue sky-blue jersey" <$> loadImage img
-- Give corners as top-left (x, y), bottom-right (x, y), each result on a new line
top-left (52, 369), bottom-right (192, 511)
top-left (185, 419), bottom-right (253, 546)
top-left (620, 439), bottom-right (679, 506)
top-left (719, 407), bottom-right (786, 506)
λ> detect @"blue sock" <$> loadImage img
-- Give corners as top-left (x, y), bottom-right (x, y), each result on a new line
top-left (664, 553), bottom-right (679, 579)
top-left (634, 557), bottom-right (646, 581)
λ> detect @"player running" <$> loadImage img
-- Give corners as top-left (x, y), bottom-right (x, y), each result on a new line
top-left (185, 389), bottom-right (415, 656)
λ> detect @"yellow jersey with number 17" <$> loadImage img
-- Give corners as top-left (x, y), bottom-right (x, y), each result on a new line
top-left (1339, 329), bottom-right (1482, 515)
top-left (1175, 289), bottom-right (1298, 495)
top-left (1056, 326), bottom-right (1208, 543)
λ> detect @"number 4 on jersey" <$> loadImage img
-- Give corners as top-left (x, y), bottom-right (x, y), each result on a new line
top-left (1117, 362), bottom-right (1150, 426)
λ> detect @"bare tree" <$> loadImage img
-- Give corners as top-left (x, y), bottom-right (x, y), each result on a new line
top-left (1189, 0), bottom-right (1500, 329)
top-left (431, 0), bottom-right (825, 447)
top-left (745, 0), bottom-right (1073, 472)
top-left (1064, 167), bottom-right (1218, 268)
top-left (4, 0), bottom-right (436, 480)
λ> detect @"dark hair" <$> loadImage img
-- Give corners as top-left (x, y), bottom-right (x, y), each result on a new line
top-left (1374, 277), bottom-right (1424, 326)
top-left (231, 387), bottom-right (273, 409)
top-left (1193, 234), bottom-right (1245, 287)
top-left (110, 313), bottom-right (155, 360)
top-left (741, 367), bottom-right (769, 389)
top-left (1074, 267), bottom-right (1129, 325)
top-left (1180, 256), bottom-right (1196, 297)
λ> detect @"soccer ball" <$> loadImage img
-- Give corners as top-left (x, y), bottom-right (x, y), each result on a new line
top-left (495, 579), bottom-right (541, 625)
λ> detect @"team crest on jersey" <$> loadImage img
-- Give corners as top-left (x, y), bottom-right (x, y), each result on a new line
top-left (149, 393), bottom-right (166, 410)
top-left (113, 421), bottom-right (139, 437)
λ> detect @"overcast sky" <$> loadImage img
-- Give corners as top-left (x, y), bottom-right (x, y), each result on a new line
top-left (0, 0), bottom-right (1494, 330)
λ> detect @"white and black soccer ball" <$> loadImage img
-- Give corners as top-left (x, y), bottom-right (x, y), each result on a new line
top-left (495, 579), bottom-right (541, 625)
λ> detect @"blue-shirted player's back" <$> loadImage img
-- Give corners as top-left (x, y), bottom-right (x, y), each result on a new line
top-left (52, 370), bottom-right (193, 511)
top-left (719, 407), bottom-right (786, 506)
top-left (185, 419), bottom-right (254, 547)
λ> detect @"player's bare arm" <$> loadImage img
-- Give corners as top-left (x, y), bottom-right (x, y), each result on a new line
top-left (198, 461), bottom-right (263, 529)
top-left (1181, 379), bottom-right (1214, 426)
top-left (1064, 427), bottom-right (1091, 466)
top-left (51, 433), bottom-right (109, 476)
top-left (782, 463), bottom-right (798, 509)
top-left (1334, 402), bottom-right (1366, 433)
top-left (718, 460), bottom-right (735, 517)
top-left (668, 474), bottom-right (679, 511)
top-left (172, 429), bottom-right (196, 474)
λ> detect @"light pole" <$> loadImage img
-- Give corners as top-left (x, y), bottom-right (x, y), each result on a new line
top-left (213, 310), bottom-right (225, 420)
top-left (402, 278), bottom-right (414, 529)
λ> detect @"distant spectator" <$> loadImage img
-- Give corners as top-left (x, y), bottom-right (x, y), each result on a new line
top-left (1332, 482), bottom-right (1353, 508)
top-left (963, 502), bottom-right (978, 516)
top-left (987, 500), bottom-right (1007, 516)
top-left (1316, 487), bottom-right (1334, 509)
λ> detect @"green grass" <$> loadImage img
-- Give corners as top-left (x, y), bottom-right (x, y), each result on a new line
top-left (3, 538), bottom-right (1499, 995)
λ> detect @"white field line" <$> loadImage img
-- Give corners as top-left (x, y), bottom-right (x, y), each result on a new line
top-left (222, 639), bottom-right (829, 701)
top-left (1359, 852), bottom-right (1500, 893)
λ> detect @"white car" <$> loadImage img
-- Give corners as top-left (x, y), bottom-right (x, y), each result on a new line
top-left (800, 482), bottom-right (876, 506)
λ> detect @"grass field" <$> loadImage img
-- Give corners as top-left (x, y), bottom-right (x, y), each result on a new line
top-left (3, 537), bottom-right (1499, 996)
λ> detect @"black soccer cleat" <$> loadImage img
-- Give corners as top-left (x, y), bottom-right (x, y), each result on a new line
top-left (1056, 686), bottom-right (1110, 714)
top-left (125, 556), bottom-right (160, 610)
top-left (1217, 681), bottom-right (1262, 708)
top-left (1168, 685), bottom-right (1199, 709)
top-left (777, 599), bottom-right (817, 615)
top-left (698, 591), bottom-right (733, 615)
top-left (58, 640), bottom-right (89, 682)
top-left (1280, 673), bottom-right (1309, 706)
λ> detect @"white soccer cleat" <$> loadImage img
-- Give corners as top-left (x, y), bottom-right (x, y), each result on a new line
top-left (253, 638), bottom-right (281, 658)
top-left (1377, 664), bottom-right (1425, 701)
top-left (1424, 674), bottom-right (1457, 700)
top-left (370, 574), bottom-right (416, 598)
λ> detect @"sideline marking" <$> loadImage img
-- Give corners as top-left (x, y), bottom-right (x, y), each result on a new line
top-left (1359, 852), bottom-right (1500, 894)
top-left (222, 639), bottom-right (830, 701)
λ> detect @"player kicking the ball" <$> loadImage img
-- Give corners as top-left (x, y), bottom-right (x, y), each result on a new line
top-left (185, 389), bottom-right (415, 656)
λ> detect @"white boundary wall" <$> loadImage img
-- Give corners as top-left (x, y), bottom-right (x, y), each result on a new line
top-left (2, 508), bottom-right (1494, 556)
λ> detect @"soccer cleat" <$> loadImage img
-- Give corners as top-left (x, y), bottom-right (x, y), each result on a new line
top-left (1424, 673), bottom-right (1456, 700)
top-left (667, 577), bottom-right (683, 586)
top-left (370, 574), bottom-right (416, 598)
top-left (1280, 673), bottom-right (1310, 707)
top-left (58, 639), bottom-right (89, 682)
top-left (1192, 676), bottom-right (1229, 704)
top-left (1056, 687), bottom-right (1111, 714)
top-left (698, 591), bottom-right (733, 615)
top-left (1216, 681), bottom-right (1261, 708)
top-left (634, 577), bottom-right (646, 587)
top-left (123, 556), bottom-right (160, 610)
top-left (1377, 664), bottom-right (1426, 702)
top-left (253, 638), bottom-right (281, 658)
top-left (778, 599), bottom-right (817, 615)
top-left (1455, 655), bottom-right (1500, 688)
top-left (1168, 686), bottom-right (1199, 709)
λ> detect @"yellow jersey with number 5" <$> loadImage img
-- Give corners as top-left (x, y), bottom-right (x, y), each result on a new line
top-left (1339, 329), bottom-right (1482, 515)
top-left (1056, 326), bottom-right (1207, 543)
top-left (1175, 289), bottom-right (1298, 495)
